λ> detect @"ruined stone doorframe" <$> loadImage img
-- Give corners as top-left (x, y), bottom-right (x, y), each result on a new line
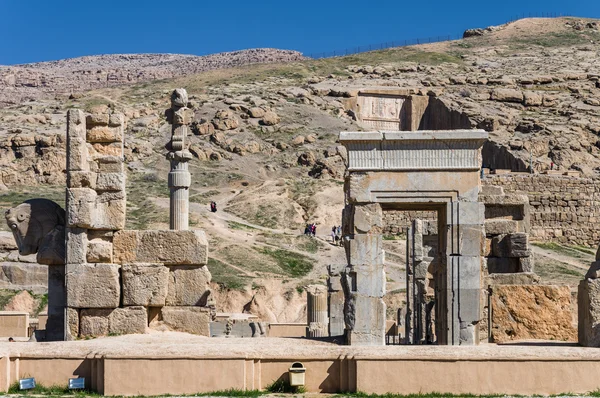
top-left (339, 130), bottom-right (488, 346)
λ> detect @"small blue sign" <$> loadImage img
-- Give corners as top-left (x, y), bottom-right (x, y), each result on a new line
top-left (19, 378), bottom-right (35, 390)
top-left (69, 378), bottom-right (85, 389)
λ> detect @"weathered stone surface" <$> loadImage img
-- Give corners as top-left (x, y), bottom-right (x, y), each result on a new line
top-left (67, 171), bottom-right (97, 189)
top-left (491, 285), bottom-right (576, 343)
top-left (523, 91), bottom-right (543, 106)
top-left (122, 263), bottom-right (169, 306)
top-left (491, 88), bottom-right (523, 103)
top-left (485, 219), bottom-right (518, 235)
top-left (345, 234), bottom-right (383, 266)
top-left (66, 228), bottom-right (87, 264)
top-left (485, 272), bottom-right (540, 286)
top-left (86, 126), bottom-right (123, 143)
top-left (579, 278), bottom-right (600, 346)
top-left (113, 230), bottom-right (208, 265)
top-left (86, 239), bottom-right (112, 263)
top-left (0, 232), bottom-right (17, 251)
top-left (79, 308), bottom-right (111, 337)
top-left (486, 257), bottom-right (519, 273)
top-left (160, 306), bottom-right (211, 336)
top-left (66, 263), bottom-right (120, 308)
top-left (0, 263), bottom-right (48, 288)
top-left (108, 306), bottom-right (147, 335)
top-left (96, 172), bottom-right (125, 191)
top-left (67, 189), bottom-right (125, 230)
top-left (166, 266), bottom-right (211, 306)
top-left (353, 203), bottom-right (383, 233)
top-left (67, 307), bottom-right (79, 338)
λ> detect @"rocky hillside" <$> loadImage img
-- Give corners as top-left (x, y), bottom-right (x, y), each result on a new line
top-left (1, 17), bottom-right (599, 320)
top-left (0, 49), bottom-right (305, 106)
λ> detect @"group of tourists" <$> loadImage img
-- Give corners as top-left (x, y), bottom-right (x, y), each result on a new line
top-left (330, 225), bottom-right (342, 245)
top-left (304, 223), bottom-right (317, 236)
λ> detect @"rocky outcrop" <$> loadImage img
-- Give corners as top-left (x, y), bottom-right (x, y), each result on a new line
top-left (491, 284), bottom-right (576, 343)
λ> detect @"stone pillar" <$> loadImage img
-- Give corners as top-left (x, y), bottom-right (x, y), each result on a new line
top-left (306, 285), bottom-right (329, 338)
top-left (166, 89), bottom-right (192, 230)
top-left (341, 203), bottom-right (386, 346)
top-left (64, 108), bottom-right (126, 340)
top-left (579, 261), bottom-right (600, 346)
top-left (443, 201), bottom-right (485, 345)
top-left (327, 264), bottom-right (345, 337)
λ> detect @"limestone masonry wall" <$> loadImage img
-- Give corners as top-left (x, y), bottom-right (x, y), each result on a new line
top-left (484, 174), bottom-right (600, 246)
top-left (383, 210), bottom-right (437, 234)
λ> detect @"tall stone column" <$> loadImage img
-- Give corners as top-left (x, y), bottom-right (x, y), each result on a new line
top-left (341, 203), bottom-right (386, 346)
top-left (166, 89), bottom-right (193, 230)
top-left (306, 285), bottom-right (329, 338)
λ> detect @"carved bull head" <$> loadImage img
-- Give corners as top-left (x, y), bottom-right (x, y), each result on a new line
top-left (4, 199), bottom-right (66, 264)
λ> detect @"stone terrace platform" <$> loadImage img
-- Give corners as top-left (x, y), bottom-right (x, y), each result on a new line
top-left (1, 332), bottom-right (599, 396)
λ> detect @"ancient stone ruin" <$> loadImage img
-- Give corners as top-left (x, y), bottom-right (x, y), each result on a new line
top-left (339, 130), bottom-right (488, 345)
top-left (5, 89), bottom-right (214, 340)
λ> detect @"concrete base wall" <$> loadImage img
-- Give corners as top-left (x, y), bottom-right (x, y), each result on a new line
top-left (5, 348), bottom-right (600, 396)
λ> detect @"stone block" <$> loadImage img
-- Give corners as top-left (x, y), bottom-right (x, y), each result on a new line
top-left (0, 262), bottom-right (48, 288)
top-left (353, 203), bottom-right (383, 233)
top-left (519, 256), bottom-right (534, 273)
top-left (579, 279), bottom-right (600, 346)
top-left (66, 188), bottom-right (96, 228)
top-left (93, 191), bottom-right (126, 230)
top-left (485, 272), bottom-right (540, 286)
top-left (122, 263), bottom-right (169, 306)
top-left (485, 219), bottom-right (518, 235)
top-left (66, 263), bottom-right (120, 308)
top-left (46, 266), bottom-right (66, 341)
top-left (160, 306), bottom-right (211, 336)
top-left (349, 263), bottom-right (386, 297)
top-left (347, 295), bottom-right (385, 345)
top-left (108, 113), bottom-right (124, 127)
top-left (86, 239), bottom-right (113, 263)
top-left (492, 284), bottom-right (576, 343)
top-left (66, 228), bottom-right (88, 264)
top-left (67, 138), bottom-right (88, 172)
top-left (507, 233), bottom-right (529, 257)
top-left (345, 234), bottom-right (383, 266)
top-left (166, 266), bottom-right (211, 306)
top-left (80, 308), bottom-right (111, 337)
top-left (448, 201), bottom-right (484, 225)
top-left (109, 306), bottom-right (147, 335)
top-left (486, 257), bottom-right (520, 273)
top-left (96, 173), bottom-right (125, 191)
top-left (67, 307), bottom-right (79, 339)
top-left (457, 224), bottom-right (485, 256)
top-left (67, 171), bottom-right (97, 189)
top-left (87, 126), bottom-right (123, 143)
top-left (67, 110), bottom-right (88, 172)
top-left (86, 113), bottom-right (109, 127)
top-left (91, 142), bottom-right (123, 157)
top-left (113, 230), bottom-right (209, 265)
top-left (96, 156), bottom-right (123, 173)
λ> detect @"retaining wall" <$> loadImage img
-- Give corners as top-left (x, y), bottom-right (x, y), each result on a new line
top-left (484, 174), bottom-right (600, 246)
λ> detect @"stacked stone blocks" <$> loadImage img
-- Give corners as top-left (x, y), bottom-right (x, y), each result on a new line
top-left (341, 202), bottom-right (386, 346)
top-left (485, 174), bottom-right (600, 246)
top-left (65, 108), bottom-right (212, 339)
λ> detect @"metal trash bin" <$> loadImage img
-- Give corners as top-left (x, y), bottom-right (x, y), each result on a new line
top-left (288, 362), bottom-right (306, 386)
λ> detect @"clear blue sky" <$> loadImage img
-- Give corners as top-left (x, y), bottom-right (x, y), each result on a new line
top-left (1, 0), bottom-right (599, 65)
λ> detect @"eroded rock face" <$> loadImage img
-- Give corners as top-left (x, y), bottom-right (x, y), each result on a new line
top-left (4, 199), bottom-right (66, 265)
top-left (491, 284), bottom-right (576, 343)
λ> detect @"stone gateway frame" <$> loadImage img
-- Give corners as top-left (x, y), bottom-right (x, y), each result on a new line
top-left (339, 130), bottom-right (488, 345)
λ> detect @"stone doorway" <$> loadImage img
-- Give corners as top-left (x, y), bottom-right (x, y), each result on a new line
top-left (339, 130), bottom-right (487, 346)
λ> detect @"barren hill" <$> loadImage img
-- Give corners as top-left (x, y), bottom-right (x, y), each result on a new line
top-left (1, 17), bottom-right (599, 320)
top-left (0, 49), bottom-right (305, 106)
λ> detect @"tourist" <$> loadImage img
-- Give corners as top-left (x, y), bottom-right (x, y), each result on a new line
top-left (8, 337), bottom-right (14, 342)
top-left (210, 201), bottom-right (217, 213)
top-left (331, 227), bottom-right (336, 243)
